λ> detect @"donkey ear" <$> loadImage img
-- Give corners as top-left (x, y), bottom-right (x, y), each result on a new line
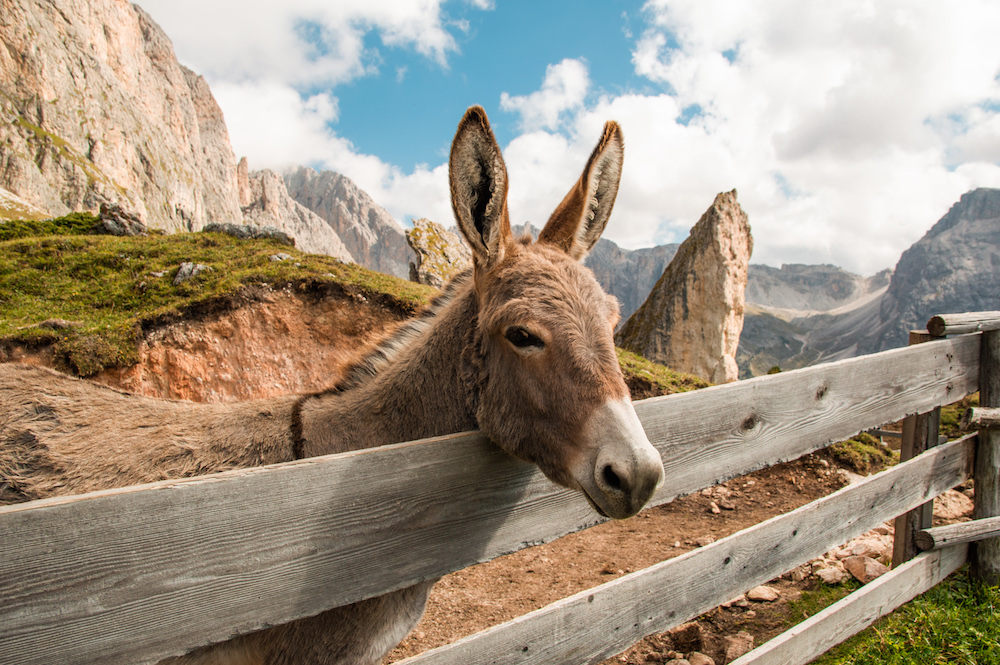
top-left (538, 121), bottom-right (623, 260)
top-left (449, 106), bottom-right (511, 268)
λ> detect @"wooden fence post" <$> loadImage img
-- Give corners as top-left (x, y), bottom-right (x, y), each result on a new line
top-left (972, 329), bottom-right (1000, 584)
top-left (892, 330), bottom-right (943, 567)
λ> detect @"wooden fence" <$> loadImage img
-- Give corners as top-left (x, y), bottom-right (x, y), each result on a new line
top-left (2, 312), bottom-right (999, 665)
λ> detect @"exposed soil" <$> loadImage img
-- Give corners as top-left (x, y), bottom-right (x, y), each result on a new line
top-left (387, 452), bottom-right (853, 665)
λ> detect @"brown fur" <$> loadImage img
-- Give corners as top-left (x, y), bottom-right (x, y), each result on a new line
top-left (0, 107), bottom-right (661, 665)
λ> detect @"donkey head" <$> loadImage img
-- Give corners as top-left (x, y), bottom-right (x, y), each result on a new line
top-left (450, 106), bottom-right (664, 519)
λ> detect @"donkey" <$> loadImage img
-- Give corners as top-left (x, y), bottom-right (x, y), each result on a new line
top-left (0, 106), bottom-right (664, 665)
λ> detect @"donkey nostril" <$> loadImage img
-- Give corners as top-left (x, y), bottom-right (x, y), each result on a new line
top-left (602, 464), bottom-right (623, 492)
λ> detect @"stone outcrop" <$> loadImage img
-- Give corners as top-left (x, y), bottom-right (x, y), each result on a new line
top-left (585, 239), bottom-right (679, 322)
top-left (406, 218), bottom-right (471, 288)
top-left (241, 168), bottom-right (353, 261)
top-left (284, 167), bottom-right (414, 278)
top-left (0, 0), bottom-right (242, 229)
top-left (616, 190), bottom-right (753, 384)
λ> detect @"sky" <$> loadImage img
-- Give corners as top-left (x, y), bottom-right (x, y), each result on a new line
top-left (138, 0), bottom-right (1000, 276)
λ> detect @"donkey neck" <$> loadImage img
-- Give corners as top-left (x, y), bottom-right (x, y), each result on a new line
top-left (296, 279), bottom-right (480, 457)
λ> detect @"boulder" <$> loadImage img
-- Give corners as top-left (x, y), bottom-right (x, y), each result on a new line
top-left (844, 555), bottom-right (889, 584)
top-left (406, 218), bottom-right (472, 288)
top-left (616, 190), bottom-right (752, 384)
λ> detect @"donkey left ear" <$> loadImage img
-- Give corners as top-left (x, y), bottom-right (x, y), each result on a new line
top-left (538, 121), bottom-right (624, 261)
top-left (449, 106), bottom-right (511, 269)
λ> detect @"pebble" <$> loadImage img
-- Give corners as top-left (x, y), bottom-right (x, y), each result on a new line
top-left (688, 653), bottom-right (715, 665)
top-left (709, 501), bottom-right (721, 514)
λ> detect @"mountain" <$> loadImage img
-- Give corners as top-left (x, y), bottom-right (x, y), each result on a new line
top-left (0, 0), bottom-right (388, 272)
top-left (0, 0), bottom-right (241, 230)
top-left (737, 188), bottom-right (1000, 376)
top-left (283, 167), bottom-right (414, 279)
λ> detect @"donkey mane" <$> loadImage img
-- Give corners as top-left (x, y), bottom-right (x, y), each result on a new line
top-left (289, 270), bottom-right (472, 459)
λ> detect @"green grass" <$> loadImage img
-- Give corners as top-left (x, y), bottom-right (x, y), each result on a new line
top-left (0, 215), bottom-right (696, 393)
top-left (616, 346), bottom-right (710, 395)
top-left (0, 215), bottom-right (434, 375)
top-left (828, 432), bottom-right (898, 475)
top-left (811, 568), bottom-right (1000, 665)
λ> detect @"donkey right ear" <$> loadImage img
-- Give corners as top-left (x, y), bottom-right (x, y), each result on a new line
top-left (449, 106), bottom-right (511, 268)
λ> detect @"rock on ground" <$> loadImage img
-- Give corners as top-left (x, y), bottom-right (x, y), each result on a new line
top-left (722, 631), bottom-right (754, 662)
top-left (844, 555), bottom-right (889, 584)
top-left (616, 190), bottom-right (752, 384)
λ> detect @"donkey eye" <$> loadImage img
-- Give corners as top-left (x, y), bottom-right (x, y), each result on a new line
top-left (505, 327), bottom-right (544, 349)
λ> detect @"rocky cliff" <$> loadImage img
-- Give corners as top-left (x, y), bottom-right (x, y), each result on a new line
top-left (284, 167), bottom-right (414, 278)
top-left (616, 190), bottom-right (753, 384)
top-left (857, 187), bottom-right (1000, 353)
top-left (746, 264), bottom-right (891, 313)
top-left (238, 162), bottom-right (353, 261)
top-left (585, 239), bottom-right (679, 321)
top-left (736, 188), bottom-right (1000, 376)
top-left (0, 0), bottom-right (242, 229)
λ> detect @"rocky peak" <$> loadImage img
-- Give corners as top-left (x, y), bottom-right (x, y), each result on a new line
top-left (0, 0), bottom-right (242, 230)
top-left (283, 167), bottom-right (414, 278)
top-left (857, 187), bottom-right (1000, 353)
top-left (616, 190), bottom-right (753, 384)
top-left (241, 169), bottom-right (353, 262)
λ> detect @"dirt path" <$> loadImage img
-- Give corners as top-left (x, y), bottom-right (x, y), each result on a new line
top-left (387, 452), bottom-right (852, 664)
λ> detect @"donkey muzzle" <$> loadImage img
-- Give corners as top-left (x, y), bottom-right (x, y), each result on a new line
top-left (576, 398), bottom-right (664, 519)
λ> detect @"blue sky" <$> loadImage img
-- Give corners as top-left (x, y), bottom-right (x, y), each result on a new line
top-left (139, 0), bottom-right (1000, 275)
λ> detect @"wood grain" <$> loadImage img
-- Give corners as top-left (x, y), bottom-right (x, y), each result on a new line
top-left (973, 329), bottom-right (1000, 583)
top-left (395, 436), bottom-right (974, 665)
top-left (729, 545), bottom-right (968, 665)
top-left (927, 311), bottom-right (1000, 337)
top-left (892, 330), bottom-right (943, 566)
top-left (961, 406), bottom-right (1000, 430)
top-left (0, 335), bottom-right (981, 665)
top-left (917, 517), bottom-right (1000, 551)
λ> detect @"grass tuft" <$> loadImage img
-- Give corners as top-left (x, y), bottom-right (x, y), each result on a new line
top-left (811, 568), bottom-right (1000, 665)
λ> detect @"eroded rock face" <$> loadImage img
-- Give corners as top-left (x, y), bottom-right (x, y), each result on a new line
top-left (0, 0), bottom-right (242, 229)
top-left (616, 190), bottom-right (753, 384)
top-left (406, 218), bottom-right (471, 288)
top-left (241, 169), bottom-right (353, 262)
top-left (283, 167), bottom-right (414, 278)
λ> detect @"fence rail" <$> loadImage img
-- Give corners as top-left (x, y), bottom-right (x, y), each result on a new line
top-left (0, 317), bottom-right (996, 665)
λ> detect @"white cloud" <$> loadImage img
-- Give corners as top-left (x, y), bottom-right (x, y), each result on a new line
top-left (618, 0), bottom-right (1000, 273)
top-left (139, 0), bottom-right (461, 86)
top-left (500, 59), bottom-right (591, 132)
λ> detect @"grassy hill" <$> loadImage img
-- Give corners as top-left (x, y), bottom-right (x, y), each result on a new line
top-left (0, 214), bottom-right (705, 395)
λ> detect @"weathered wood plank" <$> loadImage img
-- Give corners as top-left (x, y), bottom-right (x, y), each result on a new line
top-left (395, 436), bottom-right (975, 665)
top-left (0, 336), bottom-right (980, 665)
top-left (962, 406), bottom-right (1000, 430)
top-left (729, 545), bottom-right (968, 665)
top-left (973, 329), bottom-right (1000, 584)
top-left (927, 311), bottom-right (1000, 337)
top-left (917, 516), bottom-right (1000, 551)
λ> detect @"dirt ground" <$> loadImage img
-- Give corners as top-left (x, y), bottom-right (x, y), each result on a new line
top-left (386, 450), bottom-right (855, 665)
